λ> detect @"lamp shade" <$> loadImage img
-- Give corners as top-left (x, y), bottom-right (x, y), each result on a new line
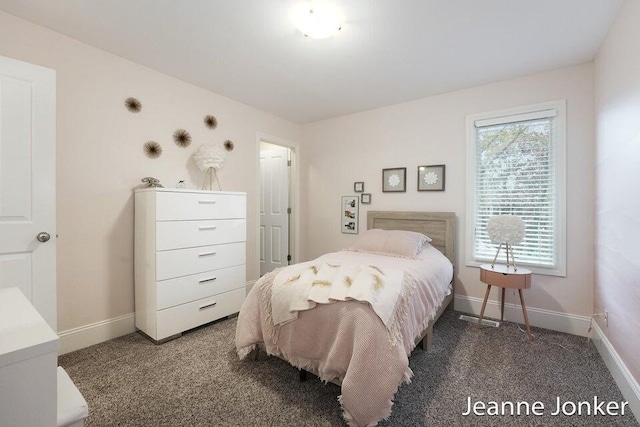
top-left (193, 144), bottom-right (226, 172)
top-left (486, 215), bottom-right (525, 245)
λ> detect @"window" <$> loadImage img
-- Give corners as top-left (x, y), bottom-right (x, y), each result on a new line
top-left (466, 101), bottom-right (566, 276)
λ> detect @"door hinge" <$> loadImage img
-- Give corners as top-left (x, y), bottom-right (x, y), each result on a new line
top-left (287, 160), bottom-right (291, 166)
top-left (287, 207), bottom-right (292, 214)
top-left (287, 255), bottom-right (292, 263)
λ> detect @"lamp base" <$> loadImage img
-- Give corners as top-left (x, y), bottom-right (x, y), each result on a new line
top-left (201, 167), bottom-right (222, 191)
top-left (490, 243), bottom-right (518, 271)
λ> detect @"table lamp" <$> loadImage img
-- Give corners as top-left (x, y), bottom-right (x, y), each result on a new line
top-left (486, 215), bottom-right (525, 271)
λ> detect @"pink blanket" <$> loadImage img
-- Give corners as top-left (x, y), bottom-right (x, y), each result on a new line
top-left (235, 247), bottom-right (452, 426)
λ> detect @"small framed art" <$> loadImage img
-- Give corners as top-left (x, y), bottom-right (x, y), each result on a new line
top-left (382, 167), bottom-right (406, 192)
top-left (361, 193), bottom-right (371, 204)
top-left (341, 196), bottom-right (359, 234)
top-left (354, 181), bottom-right (364, 192)
top-left (418, 164), bottom-right (445, 191)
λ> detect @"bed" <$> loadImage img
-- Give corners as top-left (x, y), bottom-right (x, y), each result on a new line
top-left (235, 211), bottom-right (456, 426)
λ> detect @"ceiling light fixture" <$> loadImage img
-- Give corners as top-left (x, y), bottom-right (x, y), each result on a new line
top-left (293, 2), bottom-right (343, 39)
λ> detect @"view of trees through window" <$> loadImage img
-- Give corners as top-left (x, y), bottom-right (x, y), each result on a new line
top-left (474, 118), bottom-right (556, 267)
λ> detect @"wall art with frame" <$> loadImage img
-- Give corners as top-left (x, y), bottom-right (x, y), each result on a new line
top-left (418, 164), bottom-right (445, 191)
top-left (382, 167), bottom-right (406, 192)
top-left (341, 196), bottom-right (359, 234)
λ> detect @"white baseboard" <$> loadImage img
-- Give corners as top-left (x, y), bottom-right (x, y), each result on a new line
top-left (58, 313), bottom-right (135, 355)
top-left (59, 281), bottom-right (259, 355)
top-left (591, 322), bottom-right (640, 419)
top-left (454, 294), bottom-right (591, 337)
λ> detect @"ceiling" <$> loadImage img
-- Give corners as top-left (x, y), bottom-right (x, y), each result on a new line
top-left (0, 0), bottom-right (623, 123)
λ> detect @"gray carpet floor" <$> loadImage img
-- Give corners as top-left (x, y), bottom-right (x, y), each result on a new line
top-left (59, 311), bottom-right (638, 426)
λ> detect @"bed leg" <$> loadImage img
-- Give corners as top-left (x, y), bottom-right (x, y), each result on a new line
top-left (248, 347), bottom-right (259, 360)
top-left (299, 369), bottom-right (308, 382)
top-left (419, 326), bottom-right (434, 351)
top-left (445, 298), bottom-right (455, 312)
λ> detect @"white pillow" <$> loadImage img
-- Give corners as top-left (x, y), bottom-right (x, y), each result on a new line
top-left (348, 229), bottom-right (432, 259)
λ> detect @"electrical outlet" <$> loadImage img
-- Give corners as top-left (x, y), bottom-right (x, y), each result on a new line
top-left (604, 310), bottom-right (608, 327)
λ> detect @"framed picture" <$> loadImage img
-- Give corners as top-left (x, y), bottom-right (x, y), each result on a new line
top-left (354, 181), bottom-right (364, 192)
top-left (382, 167), bottom-right (406, 192)
top-left (361, 193), bottom-right (371, 204)
top-left (341, 196), bottom-right (359, 234)
top-left (417, 164), bottom-right (445, 191)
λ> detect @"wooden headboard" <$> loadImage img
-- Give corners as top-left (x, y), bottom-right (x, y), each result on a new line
top-left (367, 211), bottom-right (456, 268)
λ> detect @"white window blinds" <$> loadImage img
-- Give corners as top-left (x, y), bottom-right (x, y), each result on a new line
top-left (473, 113), bottom-right (557, 268)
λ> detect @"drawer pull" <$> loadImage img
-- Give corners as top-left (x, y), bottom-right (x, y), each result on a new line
top-left (199, 301), bottom-right (217, 310)
top-left (199, 277), bottom-right (217, 284)
top-left (198, 225), bottom-right (218, 231)
top-left (198, 199), bottom-right (217, 204)
top-left (198, 251), bottom-right (217, 257)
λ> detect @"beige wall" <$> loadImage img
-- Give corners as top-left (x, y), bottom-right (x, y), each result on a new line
top-left (594, 0), bottom-right (640, 383)
top-left (0, 9), bottom-right (603, 340)
top-left (300, 63), bottom-right (595, 321)
top-left (0, 11), bottom-right (302, 332)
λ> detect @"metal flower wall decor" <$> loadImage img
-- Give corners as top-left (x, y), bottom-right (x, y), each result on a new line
top-left (125, 97), bottom-right (142, 113)
top-left (204, 115), bottom-right (218, 129)
top-left (125, 98), bottom-right (233, 169)
top-left (173, 129), bottom-right (192, 148)
top-left (143, 141), bottom-right (162, 158)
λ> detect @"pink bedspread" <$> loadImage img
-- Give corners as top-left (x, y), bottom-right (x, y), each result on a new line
top-left (235, 247), bottom-right (452, 426)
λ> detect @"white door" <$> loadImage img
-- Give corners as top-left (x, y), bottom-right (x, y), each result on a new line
top-left (0, 56), bottom-right (56, 330)
top-left (260, 146), bottom-right (290, 276)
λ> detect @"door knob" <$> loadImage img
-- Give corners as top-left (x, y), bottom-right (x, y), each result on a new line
top-left (37, 232), bottom-right (51, 242)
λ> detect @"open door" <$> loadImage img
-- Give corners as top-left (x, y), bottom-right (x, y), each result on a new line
top-left (0, 55), bottom-right (56, 330)
top-left (259, 144), bottom-right (291, 276)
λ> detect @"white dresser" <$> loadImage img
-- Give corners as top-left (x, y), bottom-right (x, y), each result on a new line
top-left (134, 188), bottom-right (247, 341)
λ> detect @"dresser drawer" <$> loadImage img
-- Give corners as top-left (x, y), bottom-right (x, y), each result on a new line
top-left (156, 242), bottom-right (246, 281)
top-left (480, 267), bottom-right (531, 289)
top-left (156, 219), bottom-right (246, 251)
top-left (156, 192), bottom-right (246, 221)
top-left (156, 265), bottom-right (246, 310)
top-left (156, 287), bottom-right (245, 339)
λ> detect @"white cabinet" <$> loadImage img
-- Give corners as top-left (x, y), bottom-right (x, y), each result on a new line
top-left (134, 189), bottom-right (247, 341)
top-left (0, 288), bottom-right (89, 427)
top-left (0, 288), bottom-right (58, 427)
